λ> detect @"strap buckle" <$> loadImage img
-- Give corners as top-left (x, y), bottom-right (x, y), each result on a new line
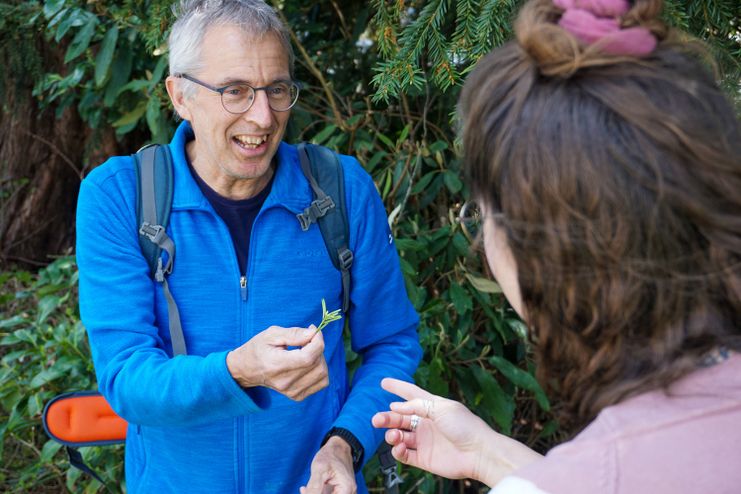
top-left (337, 248), bottom-right (354, 270)
top-left (381, 464), bottom-right (403, 490)
top-left (297, 196), bottom-right (335, 231)
top-left (139, 222), bottom-right (166, 243)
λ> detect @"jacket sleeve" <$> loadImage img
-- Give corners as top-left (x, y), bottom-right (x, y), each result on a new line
top-left (329, 157), bottom-right (422, 465)
top-left (76, 159), bottom-right (261, 427)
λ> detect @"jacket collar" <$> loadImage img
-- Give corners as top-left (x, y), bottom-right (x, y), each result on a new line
top-left (168, 121), bottom-right (311, 213)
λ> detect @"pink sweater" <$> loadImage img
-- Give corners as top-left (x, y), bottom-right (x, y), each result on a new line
top-left (504, 353), bottom-right (741, 494)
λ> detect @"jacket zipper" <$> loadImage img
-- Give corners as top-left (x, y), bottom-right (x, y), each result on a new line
top-left (240, 275), bottom-right (247, 301)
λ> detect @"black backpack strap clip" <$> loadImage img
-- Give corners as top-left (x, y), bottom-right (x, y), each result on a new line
top-left (378, 442), bottom-right (402, 494)
top-left (297, 195), bottom-right (335, 231)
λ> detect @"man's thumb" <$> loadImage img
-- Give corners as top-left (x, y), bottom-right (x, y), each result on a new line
top-left (278, 326), bottom-right (315, 346)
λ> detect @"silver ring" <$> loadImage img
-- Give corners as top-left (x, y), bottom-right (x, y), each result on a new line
top-left (409, 414), bottom-right (420, 432)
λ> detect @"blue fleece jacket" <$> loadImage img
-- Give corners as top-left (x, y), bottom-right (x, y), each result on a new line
top-left (76, 122), bottom-right (421, 493)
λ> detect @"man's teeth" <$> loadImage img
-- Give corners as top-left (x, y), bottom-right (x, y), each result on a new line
top-left (235, 135), bottom-right (268, 148)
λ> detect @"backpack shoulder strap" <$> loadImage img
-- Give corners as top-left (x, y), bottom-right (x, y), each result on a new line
top-left (134, 144), bottom-right (174, 275)
top-left (296, 143), bottom-right (354, 314)
top-left (133, 144), bottom-right (187, 356)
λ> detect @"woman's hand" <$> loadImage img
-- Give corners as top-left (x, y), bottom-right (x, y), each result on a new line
top-left (372, 378), bottom-right (542, 486)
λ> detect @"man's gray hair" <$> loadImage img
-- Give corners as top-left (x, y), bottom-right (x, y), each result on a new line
top-left (168, 0), bottom-right (295, 94)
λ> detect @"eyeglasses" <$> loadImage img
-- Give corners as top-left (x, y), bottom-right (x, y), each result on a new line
top-left (456, 200), bottom-right (483, 243)
top-left (174, 73), bottom-right (300, 113)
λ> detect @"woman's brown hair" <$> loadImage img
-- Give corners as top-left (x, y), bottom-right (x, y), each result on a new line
top-left (459, 0), bottom-right (741, 430)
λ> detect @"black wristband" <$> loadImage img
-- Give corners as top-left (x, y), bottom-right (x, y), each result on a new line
top-left (322, 427), bottom-right (364, 472)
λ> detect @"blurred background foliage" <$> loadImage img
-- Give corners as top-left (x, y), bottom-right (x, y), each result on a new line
top-left (0, 0), bottom-right (738, 492)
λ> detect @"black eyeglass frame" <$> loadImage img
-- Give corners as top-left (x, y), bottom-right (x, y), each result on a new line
top-left (174, 73), bottom-right (301, 113)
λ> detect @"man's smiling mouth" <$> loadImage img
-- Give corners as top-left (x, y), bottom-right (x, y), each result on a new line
top-left (233, 134), bottom-right (268, 149)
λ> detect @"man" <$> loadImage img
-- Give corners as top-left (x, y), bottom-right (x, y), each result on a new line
top-left (75, 0), bottom-right (421, 492)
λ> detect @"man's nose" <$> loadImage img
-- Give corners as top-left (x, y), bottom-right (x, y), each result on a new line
top-left (243, 90), bottom-right (274, 128)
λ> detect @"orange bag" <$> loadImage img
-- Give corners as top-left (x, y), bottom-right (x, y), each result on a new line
top-left (43, 391), bottom-right (127, 483)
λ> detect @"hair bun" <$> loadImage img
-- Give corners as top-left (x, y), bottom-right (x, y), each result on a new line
top-left (514, 0), bottom-right (667, 77)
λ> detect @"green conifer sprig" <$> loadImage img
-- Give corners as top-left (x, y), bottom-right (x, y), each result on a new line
top-left (315, 298), bottom-right (342, 333)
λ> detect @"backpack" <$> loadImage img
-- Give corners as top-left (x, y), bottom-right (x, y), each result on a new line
top-left (43, 143), bottom-right (401, 492)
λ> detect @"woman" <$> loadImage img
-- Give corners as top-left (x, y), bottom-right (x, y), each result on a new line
top-left (372, 0), bottom-right (741, 492)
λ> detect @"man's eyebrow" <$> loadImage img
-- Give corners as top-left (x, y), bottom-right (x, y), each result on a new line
top-left (216, 77), bottom-right (293, 86)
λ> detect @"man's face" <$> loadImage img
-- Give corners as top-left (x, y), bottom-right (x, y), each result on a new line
top-left (168, 25), bottom-right (292, 196)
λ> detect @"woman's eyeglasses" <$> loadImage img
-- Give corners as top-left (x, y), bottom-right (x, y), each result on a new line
top-left (456, 201), bottom-right (483, 244)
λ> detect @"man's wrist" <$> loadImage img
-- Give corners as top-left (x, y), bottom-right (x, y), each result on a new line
top-left (226, 350), bottom-right (256, 388)
top-left (325, 435), bottom-right (352, 454)
top-left (322, 427), bottom-right (364, 472)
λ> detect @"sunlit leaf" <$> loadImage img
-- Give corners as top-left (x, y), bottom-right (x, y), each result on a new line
top-left (95, 26), bottom-right (119, 87)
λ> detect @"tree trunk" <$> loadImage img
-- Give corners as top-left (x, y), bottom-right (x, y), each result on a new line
top-left (0, 44), bottom-right (127, 268)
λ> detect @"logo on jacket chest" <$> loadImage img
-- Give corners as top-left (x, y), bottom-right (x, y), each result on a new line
top-left (295, 249), bottom-right (326, 258)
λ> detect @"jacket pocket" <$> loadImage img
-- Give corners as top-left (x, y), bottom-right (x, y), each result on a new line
top-left (125, 424), bottom-right (150, 492)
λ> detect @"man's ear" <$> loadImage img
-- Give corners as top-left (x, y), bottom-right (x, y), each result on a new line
top-left (165, 76), bottom-right (192, 121)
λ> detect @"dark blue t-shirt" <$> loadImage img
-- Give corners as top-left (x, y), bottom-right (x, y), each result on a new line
top-left (188, 161), bottom-right (273, 275)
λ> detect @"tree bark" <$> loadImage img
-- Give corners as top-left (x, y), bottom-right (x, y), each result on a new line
top-left (0, 44), bottom-right (130, 268)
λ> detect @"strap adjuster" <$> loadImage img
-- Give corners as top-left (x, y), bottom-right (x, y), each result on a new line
top-left (337, 248), bottom-right (354, 270)
top-left (297, 196), bottom-right (335, 231)
top-left (139, 222), bottom-right (166, 243)
top-left (381, 464), bottom-right (403, 490)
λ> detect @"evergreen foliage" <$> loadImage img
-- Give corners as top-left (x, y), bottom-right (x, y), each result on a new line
top-left (0, 0), bottom-right (738, 492)
top-left (371, 0), bottom-right (740, 103)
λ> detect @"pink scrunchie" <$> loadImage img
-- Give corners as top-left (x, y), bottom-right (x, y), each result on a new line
top-left (553, 0), bottom-right (657, 56)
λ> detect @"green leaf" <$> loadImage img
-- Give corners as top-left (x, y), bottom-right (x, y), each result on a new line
top-left (443, 170), bottom-right (463, 193)
top-left (64, 16), bottom-right (99, 64)
top-left (149, 56), bottom-right (169, 90)
top-left (40, 440), bottom-right (62, 463)
top-left (54, 9), bottom-right (88, 42)
top-left (116, 79), bottom-right (152, 96)
top-left (376, 133), bottom-right (395, 150)
top-left (396, 123), bottom-right (411, 147)
top-left (0, 315), bottom-right (27, 330)
top-left (146, 97), bottom-right (162, 137)
top-left (37, 295), bottom-right (61, 325)
top-left (345, 114), bottom-right (364, 127)
top-left (365, 151), bottom-right (387, 173)
top-left (411, 171), bottom-right (437, 195)
top-left (312, 124), bottom-right (337, 145)
top-left (489, 356), bottom-right (550, 411)
top-left (43, 0), bottom-right (66, 20)
top-left (112, 101), bottom-right (147, 128)
top-left (426, 358), bottom-right (449, 396)
top-left (428, 140), bottom-right (448, 153)
top-left (95, 26), bottom-right (119, 87)
top-left (104, 44), bottom-right (134, 107)
top-left (472, 366), bottom-right (514, 434)
top-left (29, 368), bottom-right (65, 388)
top-left (449, 283), bottom-right (472, 314)
top-left (466, 274), bottom-right (502, 294)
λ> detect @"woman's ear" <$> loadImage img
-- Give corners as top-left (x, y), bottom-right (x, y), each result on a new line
top-left (165, 76), bottom-right (192, 121)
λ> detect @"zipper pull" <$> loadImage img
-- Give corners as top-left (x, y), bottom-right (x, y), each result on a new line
top-left (240, 276), bottom-right (247, 301)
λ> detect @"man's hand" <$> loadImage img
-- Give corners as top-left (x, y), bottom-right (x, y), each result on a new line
top-left (226, 325), bottom-right (328, 401)
top-left (300, 436), bottom-right (357, 494)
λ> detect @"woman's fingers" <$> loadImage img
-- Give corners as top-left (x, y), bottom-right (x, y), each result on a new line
top-left (372, 411), bottom-right (417, 430)
top-left (391, 442), bottom-right (422, 469)
top-left (389, 397), bottom-right (436, 419)
top-left (381, 378), bottom-right (436, 401)
top-left (385, 428), bottom-right (419, 449)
